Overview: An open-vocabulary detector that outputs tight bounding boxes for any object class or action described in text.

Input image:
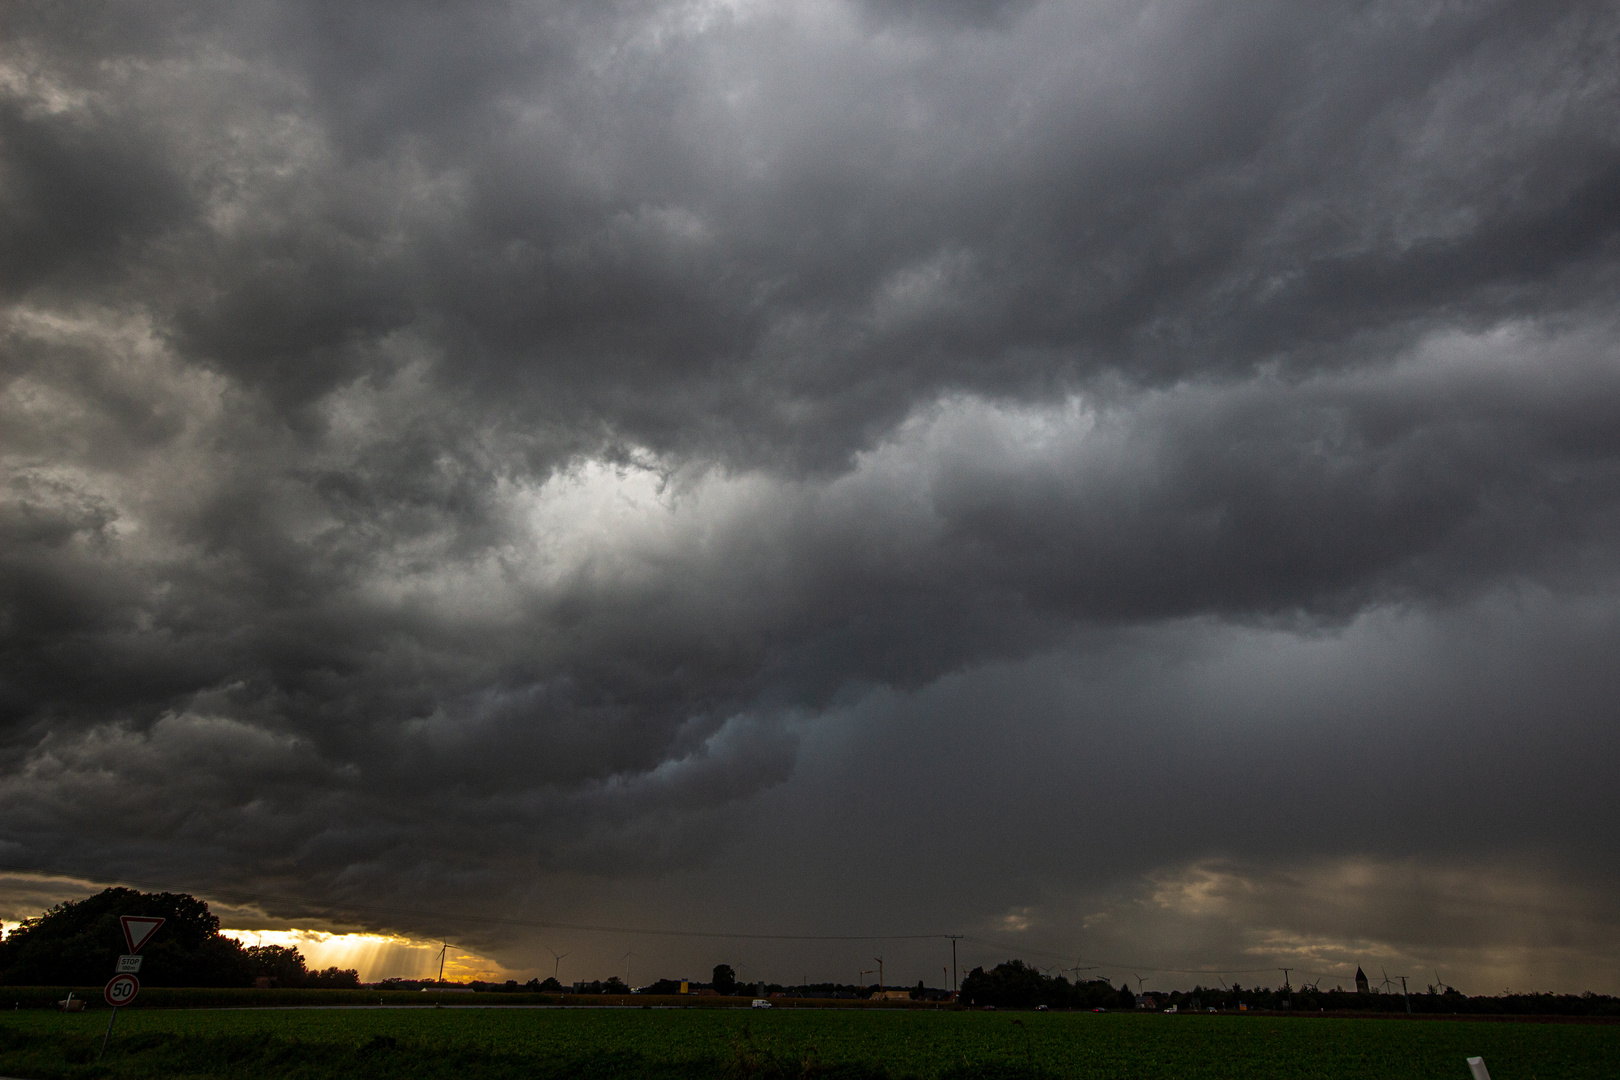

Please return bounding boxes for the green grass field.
[0,1006,1611,1080]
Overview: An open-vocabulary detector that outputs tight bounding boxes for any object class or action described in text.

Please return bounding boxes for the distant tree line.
[958,960,1620,1016]
[1173,981,1620,1017]
[0,888,357,989]
[14,892,1611,1014]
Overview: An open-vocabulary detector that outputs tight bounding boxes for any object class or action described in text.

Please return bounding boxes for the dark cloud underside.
[1,0,1617,990]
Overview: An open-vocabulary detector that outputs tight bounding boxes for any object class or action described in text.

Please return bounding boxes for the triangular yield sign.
[121,915,165,953]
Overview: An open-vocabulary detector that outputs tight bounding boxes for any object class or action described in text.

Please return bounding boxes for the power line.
[0,864,1365,982]
[955,935,1283,976]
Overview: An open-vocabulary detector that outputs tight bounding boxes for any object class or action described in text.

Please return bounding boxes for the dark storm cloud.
[658,587,1620,990]
[1,0,1618,985]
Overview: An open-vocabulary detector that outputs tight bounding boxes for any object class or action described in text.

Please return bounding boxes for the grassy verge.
[0,1006,1614,1079]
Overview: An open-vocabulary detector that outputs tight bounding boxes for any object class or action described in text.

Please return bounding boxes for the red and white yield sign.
[120,916,164,954]
[104,974,139,1007]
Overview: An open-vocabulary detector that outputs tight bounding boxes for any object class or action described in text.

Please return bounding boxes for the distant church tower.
[1355,967,1370,994]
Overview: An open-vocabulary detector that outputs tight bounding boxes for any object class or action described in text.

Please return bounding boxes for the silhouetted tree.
[0,888,252,987]
[245,944,307,986]
[711,963,737,995]
[306,965,360,988]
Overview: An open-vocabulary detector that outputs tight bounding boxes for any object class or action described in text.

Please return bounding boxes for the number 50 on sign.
[104,974,139,1007]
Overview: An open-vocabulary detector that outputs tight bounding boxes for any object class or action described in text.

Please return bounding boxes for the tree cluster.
[0,888,356,989]
[241,944,359,989]
[959,961,1134,1010]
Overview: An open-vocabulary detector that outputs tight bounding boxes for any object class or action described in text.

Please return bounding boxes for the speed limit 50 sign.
[104,974,139,1007]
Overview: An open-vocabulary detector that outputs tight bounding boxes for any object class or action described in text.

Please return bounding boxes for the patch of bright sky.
[221,929,509,984]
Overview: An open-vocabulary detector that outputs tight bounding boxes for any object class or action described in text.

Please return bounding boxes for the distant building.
[1136,994,1159,1009]
[870,990,912,1002]
[1355,967,1370,994]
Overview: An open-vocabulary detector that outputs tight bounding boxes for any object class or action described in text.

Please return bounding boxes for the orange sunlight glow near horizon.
[220,929,510,984]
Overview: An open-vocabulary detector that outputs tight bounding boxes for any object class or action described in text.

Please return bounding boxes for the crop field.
[0,1006,1612,1080]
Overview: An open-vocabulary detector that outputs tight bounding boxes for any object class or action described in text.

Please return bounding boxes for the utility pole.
[1279,968,1292,991]
[874,956,884,995]
[1399,976,1411,1013]
[949,936,961,995]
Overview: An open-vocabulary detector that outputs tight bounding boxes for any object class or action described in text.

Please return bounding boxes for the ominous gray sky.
[2,0,1618,993]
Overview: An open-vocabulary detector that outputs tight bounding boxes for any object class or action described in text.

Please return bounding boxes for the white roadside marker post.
[1467,1056,1491,1080]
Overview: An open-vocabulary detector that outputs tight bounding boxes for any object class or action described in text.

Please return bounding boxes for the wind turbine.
[437,942,455,985]
[545,946,569,984]
[1380,968,1396,994]
[432,943,456,1007]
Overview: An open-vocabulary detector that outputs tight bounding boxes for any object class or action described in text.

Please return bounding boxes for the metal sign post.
[97,916,162,1061]
[99,974,139,1058]
[100,1005,117,1059]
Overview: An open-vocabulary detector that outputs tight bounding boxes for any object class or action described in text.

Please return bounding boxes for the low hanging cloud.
[1019,854,1620,995]
[1,0,1618,988]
